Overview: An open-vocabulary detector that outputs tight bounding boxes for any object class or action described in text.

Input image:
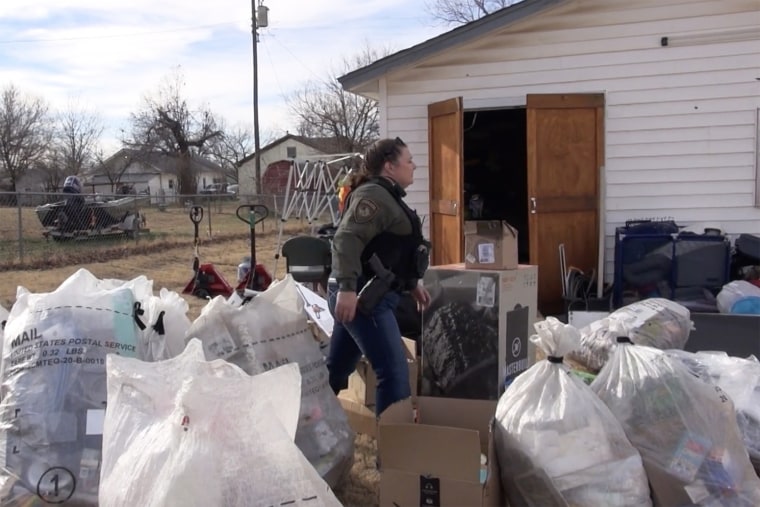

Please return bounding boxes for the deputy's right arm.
[331,185,395,292]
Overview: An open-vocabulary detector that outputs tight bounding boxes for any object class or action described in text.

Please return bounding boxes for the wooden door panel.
[531,211,599,315]
[528,93,603,314]
[428,97,463,266]
[532,106,598,200]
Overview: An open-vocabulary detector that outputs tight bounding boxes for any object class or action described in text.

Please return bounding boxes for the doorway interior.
[462,107,529,263]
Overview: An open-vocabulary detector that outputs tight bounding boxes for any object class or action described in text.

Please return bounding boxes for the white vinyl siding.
[376,0,760,282]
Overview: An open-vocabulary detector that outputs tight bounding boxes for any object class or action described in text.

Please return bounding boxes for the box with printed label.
[421,264,538,400]
[464,221,518,270]
[377,397,503,507]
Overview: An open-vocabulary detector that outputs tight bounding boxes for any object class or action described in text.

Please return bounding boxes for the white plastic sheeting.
[100,339,341,507]
[185,276,354,487]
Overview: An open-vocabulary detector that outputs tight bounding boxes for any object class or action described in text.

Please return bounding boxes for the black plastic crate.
[736,234,760,262]
[613,221,679,308]
[674,235,731,288]
[613,220,730,309]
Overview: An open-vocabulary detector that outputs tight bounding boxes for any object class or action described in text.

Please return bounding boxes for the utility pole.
[251,0,268,195]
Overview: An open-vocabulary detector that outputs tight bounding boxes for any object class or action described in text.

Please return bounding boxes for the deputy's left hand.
[410,284,431,312]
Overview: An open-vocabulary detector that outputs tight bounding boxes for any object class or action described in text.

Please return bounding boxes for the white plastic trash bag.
[185,276,354,487]
[100,339,341,507]
[494,317,652,506]
[667,349,760,471]
[717,281,760,315]
[569,298,693,372]
[0,269,141,506]
[592,338,760,506]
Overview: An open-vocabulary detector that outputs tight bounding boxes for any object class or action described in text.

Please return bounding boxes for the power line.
[0,22,237,44]
[261,37,287,101]
[266,32,321,81]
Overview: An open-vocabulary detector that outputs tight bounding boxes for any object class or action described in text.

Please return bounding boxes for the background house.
[237,134,345,196]
[14,168,49,192]
[86,148,226,197]
[339,0,760,312]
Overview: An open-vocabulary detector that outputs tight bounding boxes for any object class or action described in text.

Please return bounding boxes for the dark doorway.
[462,108,529,263]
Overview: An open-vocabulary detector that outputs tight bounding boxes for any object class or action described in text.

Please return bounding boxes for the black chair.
[281,235,332,293]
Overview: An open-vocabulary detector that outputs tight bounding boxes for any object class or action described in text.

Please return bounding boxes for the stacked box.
[421,264,538,400]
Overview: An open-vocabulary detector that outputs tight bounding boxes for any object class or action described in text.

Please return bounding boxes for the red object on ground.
[182,262,273,299]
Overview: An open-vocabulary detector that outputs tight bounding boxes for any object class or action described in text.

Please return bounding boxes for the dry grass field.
[0,201,380,506]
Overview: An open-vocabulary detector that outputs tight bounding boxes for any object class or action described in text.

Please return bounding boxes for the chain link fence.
[0,191,332,269]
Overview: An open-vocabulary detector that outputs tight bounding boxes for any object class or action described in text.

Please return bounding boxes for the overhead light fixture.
[660,26,760,47]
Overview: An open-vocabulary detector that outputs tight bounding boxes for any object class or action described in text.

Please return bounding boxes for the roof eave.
[338,0,566,92]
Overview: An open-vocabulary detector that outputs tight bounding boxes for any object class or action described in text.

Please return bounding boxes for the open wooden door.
[428,97,464,266]
[527,94,603,315]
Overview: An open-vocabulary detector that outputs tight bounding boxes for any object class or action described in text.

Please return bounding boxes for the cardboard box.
[643,457,701,507]
[421,264,538,400]
[338,394,378,438]
[346,337,418,408]
[378,396,503,507]
[464,221,518,270]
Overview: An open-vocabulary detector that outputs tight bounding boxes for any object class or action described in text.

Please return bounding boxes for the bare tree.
[204,123,253,183]
[55,100,103,175]
[426,0,522,25]
[91,148,137,193]
[36,149,66,192]
[124,67,222,195]
[0,84,50,191]
[288,45,390,153]
[38,99,104,191]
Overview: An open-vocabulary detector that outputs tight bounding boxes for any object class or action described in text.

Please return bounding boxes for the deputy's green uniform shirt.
[331,179,412,292]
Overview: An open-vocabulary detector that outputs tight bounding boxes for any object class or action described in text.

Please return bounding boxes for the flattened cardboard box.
[377,396,503,507]
[421,264,538,401]
[464,220,518,270]
[347,337,418,408]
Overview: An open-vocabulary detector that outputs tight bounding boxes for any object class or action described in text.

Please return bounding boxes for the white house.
[87,148,226,197]
[237,134,344,196]
[339,0,760,312]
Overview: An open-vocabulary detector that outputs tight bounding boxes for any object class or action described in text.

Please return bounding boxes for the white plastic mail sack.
[0,269,141,506]
[569,298,693,372]
[89,274,188,361]
[592,336,760,506]
[100,339,341,507]
[494,317,652,507]
[185,275,354,487]
[138,288,192,361]
[667,349,760,471]
[0,304,8,330]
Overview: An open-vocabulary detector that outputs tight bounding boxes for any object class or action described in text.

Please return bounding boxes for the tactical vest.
[345,177,430,286]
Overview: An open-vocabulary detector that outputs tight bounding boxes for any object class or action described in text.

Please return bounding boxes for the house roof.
[88,172,158,185]
[238,134,346,165]
[92,148,223,177]
[338,0,566,92]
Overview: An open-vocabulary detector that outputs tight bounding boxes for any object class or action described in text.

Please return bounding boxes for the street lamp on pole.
[251,0,268,195]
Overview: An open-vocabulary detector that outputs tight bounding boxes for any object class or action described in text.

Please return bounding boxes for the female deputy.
[327,137,431,416]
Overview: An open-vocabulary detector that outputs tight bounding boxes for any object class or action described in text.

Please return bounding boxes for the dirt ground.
[0,217,380,506]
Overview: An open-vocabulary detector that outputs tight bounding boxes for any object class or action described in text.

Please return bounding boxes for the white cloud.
[0,0,445,152]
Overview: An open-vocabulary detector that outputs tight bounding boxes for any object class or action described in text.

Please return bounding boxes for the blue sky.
[0,0,448,152]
